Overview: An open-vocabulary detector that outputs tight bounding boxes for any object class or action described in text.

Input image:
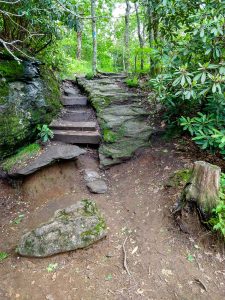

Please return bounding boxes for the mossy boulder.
[17,200,107,257]
[77,76,152,168]
[0,58,61,158]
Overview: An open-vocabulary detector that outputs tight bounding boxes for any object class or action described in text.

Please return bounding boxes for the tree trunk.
[135,2,144,71]
[175,161,221,222]
[76,31,82,60]
[147,0,155,75]
[122,47,126,72]
[124,0,131,74]
[91,0,97,75]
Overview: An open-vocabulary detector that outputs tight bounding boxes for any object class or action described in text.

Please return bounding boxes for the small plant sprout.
[47,263,58,273]
[105,274,113,281]
[11,214,25,225]
[187,254,195,262]
[37,124,54,143]
[0,252,9,261]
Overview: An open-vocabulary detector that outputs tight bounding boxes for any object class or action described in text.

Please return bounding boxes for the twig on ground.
[123,236,131,276]
[194,278,207,292]
[148,264,151,276]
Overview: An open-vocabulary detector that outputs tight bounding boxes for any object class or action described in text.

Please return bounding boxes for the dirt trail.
[1,138,225,300]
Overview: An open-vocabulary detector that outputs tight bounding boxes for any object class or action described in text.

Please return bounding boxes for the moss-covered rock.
[17,200,107,257]
[0,58,61,158]
[77,76,152,168]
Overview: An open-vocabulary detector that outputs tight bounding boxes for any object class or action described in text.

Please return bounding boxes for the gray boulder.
[17,200,107,257]
[84,169,108,194]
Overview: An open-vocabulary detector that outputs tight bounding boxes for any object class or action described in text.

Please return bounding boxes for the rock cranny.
[17,200,107,257]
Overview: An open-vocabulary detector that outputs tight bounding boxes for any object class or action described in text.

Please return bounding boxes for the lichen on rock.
[17,200,107,257]
[0,57,61,158]
[77,76,152,168]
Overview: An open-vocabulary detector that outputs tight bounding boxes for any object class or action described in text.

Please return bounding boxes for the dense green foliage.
[209,173,225,237]
[147,1,225,152]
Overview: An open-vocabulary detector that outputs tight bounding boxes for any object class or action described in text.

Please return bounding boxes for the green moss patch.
[2,143,41,172]
[90,96,111,112]
[166,169,192,188]
[82,199,99,216]
[0,62,61,158]
[0,80,9,105]
[0,60,24,79]
[40,66,61,119]
[125,77,139,88]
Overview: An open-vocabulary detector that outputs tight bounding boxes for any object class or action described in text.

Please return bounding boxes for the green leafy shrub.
[37,124,54,143]
[125,77,139,88]
[209,173,225,236]
[180,113,225,155]
[150,62,225,123]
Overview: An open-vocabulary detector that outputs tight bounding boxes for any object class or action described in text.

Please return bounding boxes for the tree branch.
[0,0,21,4]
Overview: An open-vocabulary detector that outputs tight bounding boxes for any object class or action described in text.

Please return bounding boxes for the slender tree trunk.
[124,0,131,74]
[76,31,82,60]
[147,0,154,75]
[135,2,144,71]
[122,47,126,72]
[91,0,97,75]
[135,54,137,73]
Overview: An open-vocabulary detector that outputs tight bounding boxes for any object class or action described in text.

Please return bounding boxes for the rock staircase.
[50,81,101,145]
[77,73,152,168]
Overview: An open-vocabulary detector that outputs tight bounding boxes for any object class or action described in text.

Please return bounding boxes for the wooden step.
[53,130,101,144]
[61,109,92,122]
[50,120,96,131]
[62,96,87,106]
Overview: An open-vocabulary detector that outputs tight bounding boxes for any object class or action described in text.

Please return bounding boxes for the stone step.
[63,87,80,96]
[61,109,92,122]
[50,120,97,131]
[53,130,101,144]
[98,74,127,80]
[62,96,88,106]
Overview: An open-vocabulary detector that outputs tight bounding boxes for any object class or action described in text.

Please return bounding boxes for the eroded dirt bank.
[1,139,225,300]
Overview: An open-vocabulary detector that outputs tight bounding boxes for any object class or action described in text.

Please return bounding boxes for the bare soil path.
[1,137,225,300]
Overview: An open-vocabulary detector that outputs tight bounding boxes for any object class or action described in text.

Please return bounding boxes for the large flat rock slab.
[9,142,86,177]
[17,200,107,257]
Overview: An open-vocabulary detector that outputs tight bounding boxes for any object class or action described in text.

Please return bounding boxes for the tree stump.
[174,161,221,224]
